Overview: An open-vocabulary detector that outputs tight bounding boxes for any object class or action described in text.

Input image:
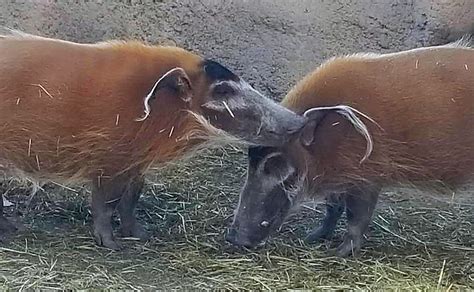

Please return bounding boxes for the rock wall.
[1,0,472,99]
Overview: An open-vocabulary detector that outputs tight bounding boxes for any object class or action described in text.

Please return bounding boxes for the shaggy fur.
[0,30,222,184]
[283,40,474,191]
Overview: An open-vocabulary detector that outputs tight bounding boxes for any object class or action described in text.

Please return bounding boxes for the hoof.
[119,224,149,241]
[305,227,332,244]
[93,230,122,251]
[330,237,362,257]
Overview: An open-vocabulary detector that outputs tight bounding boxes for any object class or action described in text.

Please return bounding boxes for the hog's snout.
[279,113,306,134]
[225,227,237,244]
[225,227,257,248]
[286,118,306,134]
[260,114,306,146]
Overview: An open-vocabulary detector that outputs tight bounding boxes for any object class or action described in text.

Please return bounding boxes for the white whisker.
[222,101,235,118]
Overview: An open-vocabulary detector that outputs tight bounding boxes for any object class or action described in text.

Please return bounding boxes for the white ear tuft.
[303,105,382,163]
[136,67,187,122]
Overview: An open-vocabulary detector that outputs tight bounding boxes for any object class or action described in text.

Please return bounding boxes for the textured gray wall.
[1,0,472,100]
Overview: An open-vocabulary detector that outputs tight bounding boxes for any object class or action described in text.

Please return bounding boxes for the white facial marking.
[210,80,249,113]
[260,220,270,227]
[257,152,284,174]
[241,80,266,99]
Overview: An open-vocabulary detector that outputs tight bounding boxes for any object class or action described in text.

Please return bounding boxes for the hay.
[0,148,472,290]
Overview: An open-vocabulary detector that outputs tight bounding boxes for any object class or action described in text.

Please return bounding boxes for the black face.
[200,59,306,147]
[226,146,301,248]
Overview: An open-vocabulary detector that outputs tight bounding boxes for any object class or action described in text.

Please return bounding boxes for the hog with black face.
[226,40,474,256]
[226,143,379,257]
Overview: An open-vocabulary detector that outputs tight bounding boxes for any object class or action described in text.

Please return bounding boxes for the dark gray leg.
[117,176,148,240]
[91,176,125,250]
[0,195,17,241]
[335,185,380,257]
[306,194,345,243]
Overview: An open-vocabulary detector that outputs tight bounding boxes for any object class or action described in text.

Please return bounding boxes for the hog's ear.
[149,67,192,103]
[136,67,192,121]
[300,109,329,147]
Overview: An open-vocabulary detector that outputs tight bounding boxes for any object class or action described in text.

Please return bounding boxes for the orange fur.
[282,41,474,192]
[0,32,215,184]
[0,30,313,249]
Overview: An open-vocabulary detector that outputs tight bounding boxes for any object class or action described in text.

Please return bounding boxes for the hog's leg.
[306,194,345,243]
[117,176,148,240]
[0,195,17,241]
[91,176,124,250]
[335,186,379,257]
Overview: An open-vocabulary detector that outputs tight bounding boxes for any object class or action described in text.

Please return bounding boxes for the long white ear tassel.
[135,67,185,122]
[303,105,382,164]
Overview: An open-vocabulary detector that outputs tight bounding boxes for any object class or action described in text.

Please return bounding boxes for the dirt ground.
[0,0,473,290]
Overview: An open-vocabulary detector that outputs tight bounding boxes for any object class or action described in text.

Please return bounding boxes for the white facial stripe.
[259,152,284,175]
[258,152,296,182]
[210,80,249,112]
[241,80,266,99]
[212,79,266,98]
[263,151,284,161]
[211,80,241,91]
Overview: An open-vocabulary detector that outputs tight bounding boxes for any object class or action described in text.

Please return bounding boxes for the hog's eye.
[260,220,270,227]
[263,155,288,176]
[282,172,297,189]
[213,83,236,96]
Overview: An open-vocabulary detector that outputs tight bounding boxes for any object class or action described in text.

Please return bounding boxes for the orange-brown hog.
[227,39,474,256]
[0,29,305,249]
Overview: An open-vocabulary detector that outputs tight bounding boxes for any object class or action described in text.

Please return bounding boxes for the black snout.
[225,227,238,244]
[225,227,255,248]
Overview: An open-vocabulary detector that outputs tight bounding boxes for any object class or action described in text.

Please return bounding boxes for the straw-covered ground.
[0,147,472,290]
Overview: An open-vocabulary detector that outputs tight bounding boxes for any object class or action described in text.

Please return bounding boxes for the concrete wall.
[1,0,472,100]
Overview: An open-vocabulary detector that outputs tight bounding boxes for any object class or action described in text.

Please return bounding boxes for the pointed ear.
[136,67,192,121]
[202,59,239,81]
[148,67,192,103]
[300,109,329,147]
